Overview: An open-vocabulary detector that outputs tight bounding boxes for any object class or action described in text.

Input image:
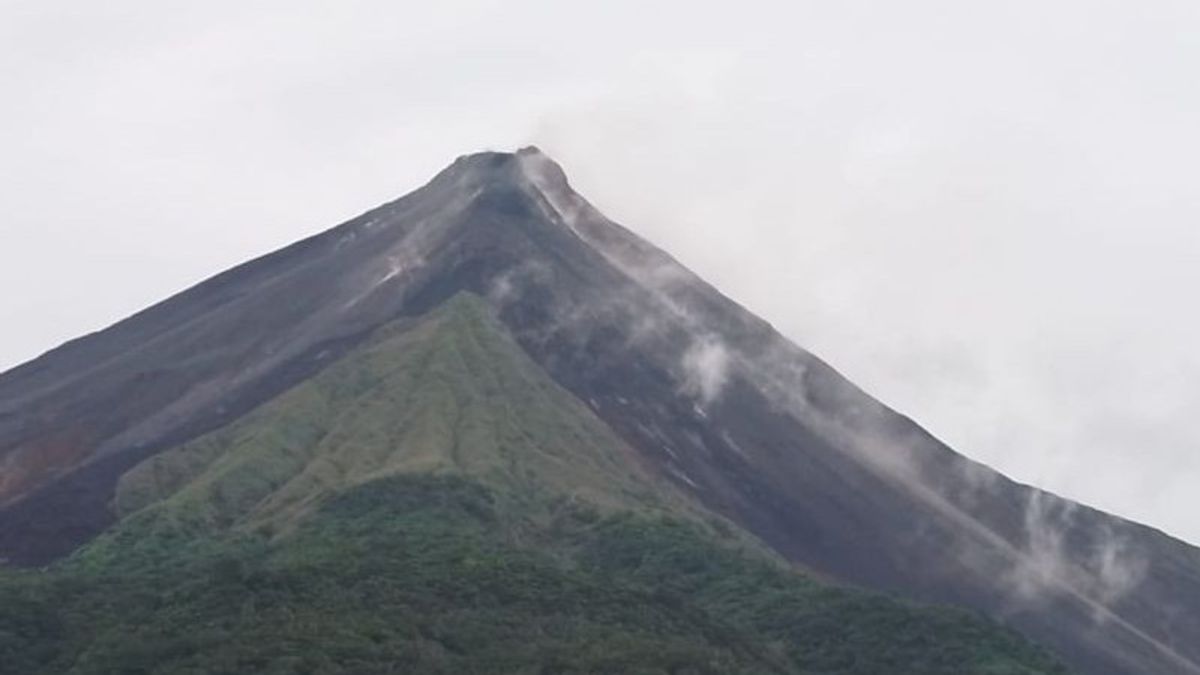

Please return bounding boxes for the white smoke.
[744,349,1156,630]
[517,148,588,237]
[1011,491,1075,599]
[1091,528,1149,609]
[1006,490,1149,613]
[486,259,553,309]
[681,336,731,406]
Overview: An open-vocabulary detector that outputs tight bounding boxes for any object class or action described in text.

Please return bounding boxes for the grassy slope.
[108,293,685,538]
[0,294,1067,674]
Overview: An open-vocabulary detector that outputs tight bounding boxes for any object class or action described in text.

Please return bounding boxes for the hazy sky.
[2,1,1198,544]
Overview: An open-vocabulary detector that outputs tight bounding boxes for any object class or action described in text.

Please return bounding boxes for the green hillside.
[0,294,1067,674]
[108,293,690,538]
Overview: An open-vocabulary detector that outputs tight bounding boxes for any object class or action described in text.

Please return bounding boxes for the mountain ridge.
[2,147,1199,673]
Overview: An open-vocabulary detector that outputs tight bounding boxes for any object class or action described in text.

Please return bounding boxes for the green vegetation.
[2,474,1064,674]
[111,293,691,538]
[0,295,1067,673]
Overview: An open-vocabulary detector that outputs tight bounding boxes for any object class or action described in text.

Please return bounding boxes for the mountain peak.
[516,144,546,156]
[423,146,591,242]
[445,145,557,174]
[429,146,576,212]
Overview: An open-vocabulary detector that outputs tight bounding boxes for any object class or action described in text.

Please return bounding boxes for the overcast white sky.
[2,1,1198,544]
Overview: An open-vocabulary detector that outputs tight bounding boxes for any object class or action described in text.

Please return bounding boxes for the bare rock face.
[2,148,1199,674]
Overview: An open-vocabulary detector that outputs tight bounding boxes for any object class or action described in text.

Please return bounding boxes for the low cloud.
[1007,491,1149,612]
[680,336,730,405]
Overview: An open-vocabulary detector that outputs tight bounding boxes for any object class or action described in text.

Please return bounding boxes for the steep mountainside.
[2,147,1198,673]
[0,295,1065,674]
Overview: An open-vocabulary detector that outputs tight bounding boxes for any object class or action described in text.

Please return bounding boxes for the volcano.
[1,147,1197,674]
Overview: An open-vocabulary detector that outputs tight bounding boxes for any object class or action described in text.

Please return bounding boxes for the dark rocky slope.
[2,148,1198,673]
